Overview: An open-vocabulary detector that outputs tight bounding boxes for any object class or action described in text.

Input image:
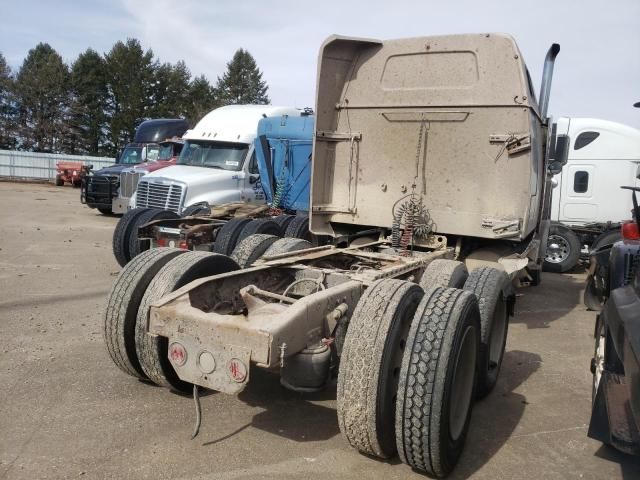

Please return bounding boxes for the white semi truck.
[544,118,640,272]
[131,105,304,215]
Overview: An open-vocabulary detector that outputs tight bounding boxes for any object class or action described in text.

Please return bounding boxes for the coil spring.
[272,171,287,209]
[391,195,433,255]
[267,169,288,217]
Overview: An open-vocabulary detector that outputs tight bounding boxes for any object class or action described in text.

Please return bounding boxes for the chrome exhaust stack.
[538,43,560,120]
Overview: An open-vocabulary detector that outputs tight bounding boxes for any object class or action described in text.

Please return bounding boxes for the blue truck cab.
[254,113,314,212]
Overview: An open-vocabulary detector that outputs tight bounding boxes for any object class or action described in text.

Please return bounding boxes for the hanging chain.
[414,117,426,181]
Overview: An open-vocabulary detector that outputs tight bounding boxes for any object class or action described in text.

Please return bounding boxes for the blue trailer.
[254,115,313,212]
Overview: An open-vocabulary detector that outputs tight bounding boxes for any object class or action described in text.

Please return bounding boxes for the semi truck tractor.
[112,137,185,214]
[81,118,188,214]
[544,118,640,272]
[104,33,567,477]
[111,110,314,267]
[131,105,305,215]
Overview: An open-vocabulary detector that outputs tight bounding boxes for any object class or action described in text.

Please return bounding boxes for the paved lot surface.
[1,181,639,480]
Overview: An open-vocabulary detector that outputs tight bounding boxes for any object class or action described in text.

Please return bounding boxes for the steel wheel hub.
[545,234,571,264]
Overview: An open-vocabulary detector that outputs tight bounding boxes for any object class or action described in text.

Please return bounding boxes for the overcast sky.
[1,0,639,127]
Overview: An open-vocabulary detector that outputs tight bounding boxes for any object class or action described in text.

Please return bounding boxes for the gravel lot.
[1,181,639,480]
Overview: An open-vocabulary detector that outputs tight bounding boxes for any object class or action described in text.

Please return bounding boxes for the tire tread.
[104,248,185,378]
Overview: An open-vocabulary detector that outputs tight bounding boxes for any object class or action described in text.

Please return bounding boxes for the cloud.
[1,0,639,126]
[116,0,640,125]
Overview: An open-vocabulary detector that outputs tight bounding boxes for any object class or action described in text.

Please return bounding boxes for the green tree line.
[0,40,269,157]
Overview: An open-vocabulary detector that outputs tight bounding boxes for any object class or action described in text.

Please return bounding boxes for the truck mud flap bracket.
[167,332,253,395]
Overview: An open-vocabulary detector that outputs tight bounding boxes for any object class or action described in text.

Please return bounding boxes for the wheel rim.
[592,320,605,404]
[488,298,507,373]
[449,325,477,441]
[545,234,571,264]
[390,308,415,418]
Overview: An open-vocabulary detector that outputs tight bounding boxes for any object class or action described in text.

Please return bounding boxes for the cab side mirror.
[548,134,569,175]
[249,174,259,184]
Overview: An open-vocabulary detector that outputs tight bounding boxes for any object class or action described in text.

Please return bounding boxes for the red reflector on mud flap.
[227,358,247,383]
[169,342,187,366]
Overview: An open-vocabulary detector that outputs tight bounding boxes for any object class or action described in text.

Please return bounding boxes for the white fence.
[0,150,115,181]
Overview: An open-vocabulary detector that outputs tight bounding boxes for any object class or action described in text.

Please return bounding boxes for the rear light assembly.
[155,238,189,249]
[621,221,640,240]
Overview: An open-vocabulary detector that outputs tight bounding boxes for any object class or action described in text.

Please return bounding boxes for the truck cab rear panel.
[311,34,544,241]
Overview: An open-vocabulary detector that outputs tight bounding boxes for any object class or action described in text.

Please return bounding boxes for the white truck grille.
[136,180,184,213]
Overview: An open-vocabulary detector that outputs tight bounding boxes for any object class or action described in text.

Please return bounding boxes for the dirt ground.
[0,181,639,480]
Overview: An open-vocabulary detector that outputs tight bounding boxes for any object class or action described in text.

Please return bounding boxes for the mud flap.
[588,374,612,446]
[167,332,252,394]
[588,371,640,455]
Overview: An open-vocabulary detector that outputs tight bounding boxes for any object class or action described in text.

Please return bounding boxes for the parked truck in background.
[104,34,567,477]
[544,118,640,272]
[111,113,315,267]
[255,112,314,213]
[131,105,306,215]
[81,118,188,214]
[113,137,185,214]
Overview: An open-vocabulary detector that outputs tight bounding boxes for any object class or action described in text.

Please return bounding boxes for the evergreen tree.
[104,38,155,154]
[68,48,108,155]
[4,39,236,156]
[0,52,17,150]
[13,43,70,152]
[216,49,269,105]
[150,60,191,118]
[185,74,220,126]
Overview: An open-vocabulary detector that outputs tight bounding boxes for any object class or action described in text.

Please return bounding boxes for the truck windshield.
[158,144,174,160]
[177,140,248,171]
[119,146,144,165]
[146,145,160,161]
[119,145,162,164]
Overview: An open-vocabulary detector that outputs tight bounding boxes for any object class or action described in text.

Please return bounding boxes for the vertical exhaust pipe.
[538,43,560,119]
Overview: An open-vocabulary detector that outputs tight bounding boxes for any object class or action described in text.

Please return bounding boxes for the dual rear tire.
[338,264,507,477]
[104,248,239,391]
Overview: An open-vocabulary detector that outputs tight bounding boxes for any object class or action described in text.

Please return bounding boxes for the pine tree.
[104,38,155,154]
[68,48,108,155]
[150,60,191,118]
[13,43,70,152]
[185,75,221,125]
[0,52,17,150]
[216,49,269,105]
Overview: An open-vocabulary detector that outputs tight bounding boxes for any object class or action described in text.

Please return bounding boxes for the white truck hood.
[141,164,238,186]
[135,164,245,212]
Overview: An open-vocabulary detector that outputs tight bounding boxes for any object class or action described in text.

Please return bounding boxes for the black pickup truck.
[589,186,640,455]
